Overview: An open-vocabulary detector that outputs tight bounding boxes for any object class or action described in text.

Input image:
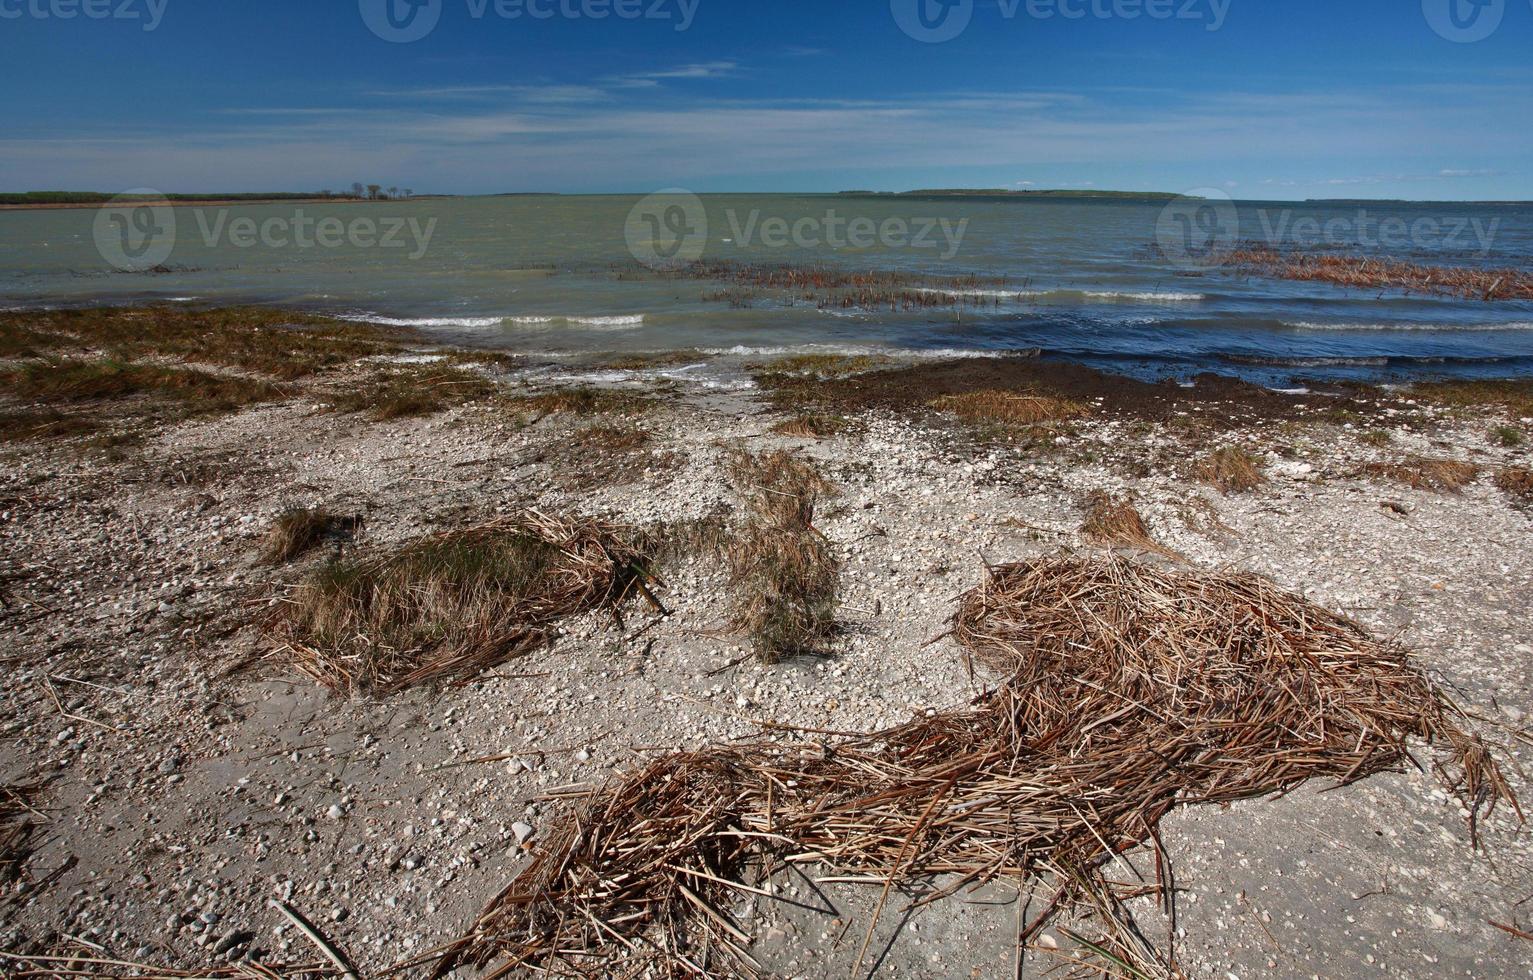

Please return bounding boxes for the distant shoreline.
[0,197,448,212]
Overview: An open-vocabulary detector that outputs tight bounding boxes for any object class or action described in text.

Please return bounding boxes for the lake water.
[2,194,1531,386]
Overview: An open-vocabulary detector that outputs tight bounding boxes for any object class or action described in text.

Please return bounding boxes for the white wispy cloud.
[3,81,1527,194]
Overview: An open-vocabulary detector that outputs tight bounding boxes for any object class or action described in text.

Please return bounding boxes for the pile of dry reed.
[439,555,1513,978]
[269,511,658,696]
[1229,246,1533,301]
[1365,457,1481,493]
[725,450,839,663]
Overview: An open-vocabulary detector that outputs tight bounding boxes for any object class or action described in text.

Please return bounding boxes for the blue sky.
[2,0,1530,199]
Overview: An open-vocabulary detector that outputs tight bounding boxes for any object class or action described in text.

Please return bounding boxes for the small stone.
[512,822,535,845]
[326,804,344,821]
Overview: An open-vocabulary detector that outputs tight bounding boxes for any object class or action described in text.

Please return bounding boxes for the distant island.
[837,189,1194,202]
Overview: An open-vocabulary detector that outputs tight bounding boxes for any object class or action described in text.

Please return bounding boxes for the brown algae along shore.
[0,306,1531,978]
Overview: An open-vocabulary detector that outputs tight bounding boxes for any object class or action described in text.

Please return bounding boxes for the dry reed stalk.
[1195,446,1265,494]
[1365,458,1481,494]
[1228,246,1533,301]
[441,555,1515,978]
[268,511,657,696]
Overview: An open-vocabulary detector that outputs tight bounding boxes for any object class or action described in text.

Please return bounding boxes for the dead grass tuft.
[771,412,847,439]
[443,555,1513,979]
[725,449,840,662]
[261,508,362,564]
[1496,467,1533,503]
[930,388,1088,427]
[269,512,657,696]
[1196,445,1266,493]
[329,365,496,421]
[1366,457,1481,494]
[1080,491,1166,553]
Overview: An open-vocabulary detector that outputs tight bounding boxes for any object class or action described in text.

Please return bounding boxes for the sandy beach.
[1,308,1531,978]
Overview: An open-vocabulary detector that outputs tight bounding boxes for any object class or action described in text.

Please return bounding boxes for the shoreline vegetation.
[1,305,1532,977]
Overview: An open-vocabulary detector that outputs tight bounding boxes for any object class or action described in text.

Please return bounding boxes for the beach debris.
[1195,445,1267,494]
[1079,491,1169,554]
[1227,245,1533,301]
[268,511,660,696]
[725,449,840,663]
[438,555,1514,978]
[1365,457,1480,494]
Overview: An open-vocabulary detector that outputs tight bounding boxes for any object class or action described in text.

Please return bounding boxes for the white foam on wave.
[509,314,645,330]
[916,287,1204,303]
[348,314,506,329]
[1287,320,1533,332]
[703,343,1015,361]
